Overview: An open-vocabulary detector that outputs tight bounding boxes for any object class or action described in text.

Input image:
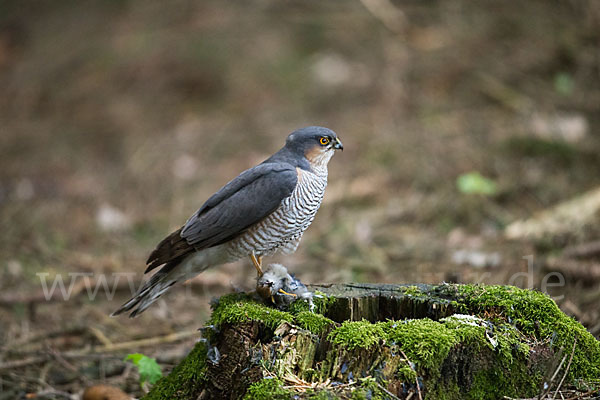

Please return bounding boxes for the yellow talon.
[250,253,263,276]
[278,288,297,297]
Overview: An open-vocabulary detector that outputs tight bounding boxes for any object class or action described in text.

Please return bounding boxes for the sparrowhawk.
[112,126,343,317]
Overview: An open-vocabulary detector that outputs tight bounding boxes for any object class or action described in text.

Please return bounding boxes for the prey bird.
[256,263,314,309]
[112,126,343,317]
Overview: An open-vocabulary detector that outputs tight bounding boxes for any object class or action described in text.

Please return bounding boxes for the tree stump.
[143,284,600,399]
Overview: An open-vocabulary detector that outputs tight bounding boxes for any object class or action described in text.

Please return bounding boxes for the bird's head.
[285,126,343,169]
[256,263,289,300]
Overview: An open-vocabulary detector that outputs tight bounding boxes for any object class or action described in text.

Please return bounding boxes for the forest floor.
[1,0,599,398]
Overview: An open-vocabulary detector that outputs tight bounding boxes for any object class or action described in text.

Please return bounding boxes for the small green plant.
[554,72,574,96]
[457,171,497,196]
[125,353,162,388]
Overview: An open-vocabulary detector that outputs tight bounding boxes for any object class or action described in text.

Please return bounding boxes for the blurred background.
[1,0,599,397]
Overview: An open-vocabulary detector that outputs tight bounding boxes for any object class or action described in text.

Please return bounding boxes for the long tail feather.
[111,262,178,318]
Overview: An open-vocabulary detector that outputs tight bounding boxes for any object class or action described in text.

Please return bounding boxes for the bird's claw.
[269,289,296,304]
[278,288,297,297]
[250,253,263,276]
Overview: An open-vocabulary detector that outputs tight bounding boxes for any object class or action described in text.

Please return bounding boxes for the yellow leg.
[250,253,263,276]
[278,288,297,297]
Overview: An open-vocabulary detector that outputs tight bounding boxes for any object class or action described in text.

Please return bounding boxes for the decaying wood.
[310,283,458,322]
[142,283,599,400]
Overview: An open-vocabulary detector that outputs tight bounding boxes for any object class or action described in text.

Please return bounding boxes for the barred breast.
[225,168,327,259]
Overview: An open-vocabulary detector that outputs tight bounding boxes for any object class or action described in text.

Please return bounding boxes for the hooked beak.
[333,137,344,151]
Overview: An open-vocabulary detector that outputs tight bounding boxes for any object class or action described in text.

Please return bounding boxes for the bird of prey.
[112,126,343,317]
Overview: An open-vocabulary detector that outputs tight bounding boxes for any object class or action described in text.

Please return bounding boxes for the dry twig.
[1,326,86,352]
[552,338,578,400]
[399,349,422,400]
[544,258,600,284]
[0,330,197,371]
[562,240,600,259]
[88,326,113,347]
[539,351,568,399]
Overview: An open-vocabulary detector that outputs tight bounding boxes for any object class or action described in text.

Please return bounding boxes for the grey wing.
[180,163,298,248]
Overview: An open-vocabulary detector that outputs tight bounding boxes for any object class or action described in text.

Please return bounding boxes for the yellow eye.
[319,137,330,146]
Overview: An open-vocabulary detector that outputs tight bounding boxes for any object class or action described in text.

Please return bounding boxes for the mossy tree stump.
[143,284,600,399]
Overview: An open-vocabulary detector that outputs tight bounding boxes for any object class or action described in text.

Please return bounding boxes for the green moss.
[403,285,423,296]
[327,315,529,375]
[441,314,539,398]
[328,320,386,350]
[466,363,541,400]
[288,290,337,315]
[209,291,337,337]
[157,284,600,399]
[287,297,313,314]
[243,378,292,400]
[295,311,334,334]
[387,319,458,370]
[314,291,337,314]
[350,377,388,400]
[397,365,417,382]
[325,311,543,398]
[456,284,600,380]
[209,293,294,330]
[142,341,208,400]
[427,382,461,400]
